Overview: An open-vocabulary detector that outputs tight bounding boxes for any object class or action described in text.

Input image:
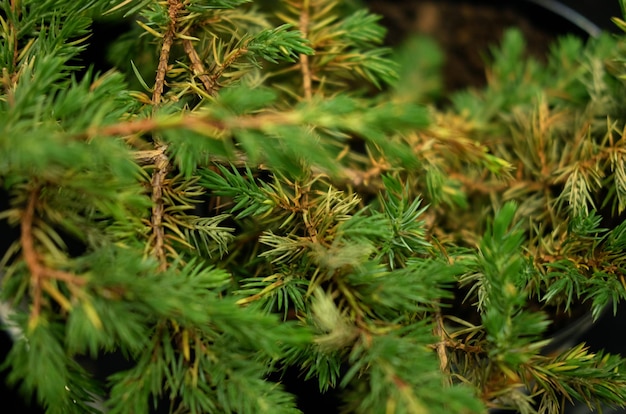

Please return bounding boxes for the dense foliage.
[3,0,626,413]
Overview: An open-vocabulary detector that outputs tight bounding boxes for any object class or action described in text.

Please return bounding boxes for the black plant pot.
[535,0,622,34]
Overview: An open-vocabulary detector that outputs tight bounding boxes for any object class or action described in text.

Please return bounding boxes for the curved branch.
[20,188,86,324]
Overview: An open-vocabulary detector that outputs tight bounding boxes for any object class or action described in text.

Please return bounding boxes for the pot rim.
[522,0,605,37]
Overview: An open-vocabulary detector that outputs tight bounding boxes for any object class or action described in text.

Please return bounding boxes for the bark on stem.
[21,188,86,324]
[434,310,451,385]
[182,38,217,95]
[21,188,43,321]
[299,0,312,100]
[149,0,183,270]
[10,0,19,69]
[152,0,183,106]
[151,147,170,271]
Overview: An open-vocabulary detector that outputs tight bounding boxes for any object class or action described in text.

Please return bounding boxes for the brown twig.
[20,188,86,323]
[434,310,452,386]
[182,38,217,95]
[443,340,484,354]
[149,0,184,270]
[88,115,391,194]
[10,0,19,70]
[2,0,20,104]
[208,47,247,92]
[21,189,44,321]
[92,117,160,137]
[2,69,15,108]
[299,0,312,100]
[88,111,287,139]
[152,0,183,106]
[151,146,170,271]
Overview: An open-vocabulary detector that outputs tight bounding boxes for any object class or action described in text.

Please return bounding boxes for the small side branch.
[10,0,19,69]
[182,38,217,95]
[299,0,312,100]
[207,47,247,94]
[429,338,484,355]
[152,26,173,105]
[151,147,170,271]
[20,188,86,324]
[152,0,184,106]
[21,188,44,321]
[434,310,451,385]
[149,0,183,270]
[2,0,20,103]
[88,111,285,139]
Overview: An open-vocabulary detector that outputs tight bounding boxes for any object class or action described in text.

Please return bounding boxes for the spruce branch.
[277,0,395,94]
[148,147,171,270]
[8,0,19,71]
[6,1,626,412]
[148,0,182,270]
[298,0,313,100]
[19,187,87,325]
[434,309,451,385]
[182,37,216,94]
[152,0,183,106]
